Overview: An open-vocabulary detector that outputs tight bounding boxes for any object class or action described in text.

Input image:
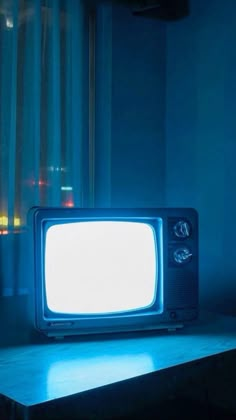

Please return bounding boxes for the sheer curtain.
[0,0,89,296]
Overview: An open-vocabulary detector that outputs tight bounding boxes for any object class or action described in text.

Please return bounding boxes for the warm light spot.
[0,216,21,228]
[14,217,21,227]
[0,229,9,235]
[63,200,74,208]
[31,179,48,187]
[0,216,8,226]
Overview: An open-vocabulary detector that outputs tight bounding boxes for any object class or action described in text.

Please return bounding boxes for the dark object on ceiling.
[85,0,189,21]
[131,0,189,20]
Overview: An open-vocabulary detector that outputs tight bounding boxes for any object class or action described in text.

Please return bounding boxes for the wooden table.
[1,311,236,419]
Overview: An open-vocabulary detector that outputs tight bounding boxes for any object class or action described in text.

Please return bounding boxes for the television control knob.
[173,247,192,264]
[173,220,191,238]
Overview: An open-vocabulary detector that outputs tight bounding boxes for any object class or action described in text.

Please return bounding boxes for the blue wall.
[110,5,166,207]
[166,0,236,314]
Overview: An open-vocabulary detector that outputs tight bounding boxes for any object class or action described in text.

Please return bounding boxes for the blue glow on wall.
[166,0,236,314]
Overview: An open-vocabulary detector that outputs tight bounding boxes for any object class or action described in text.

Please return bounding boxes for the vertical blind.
[0,0,89,296]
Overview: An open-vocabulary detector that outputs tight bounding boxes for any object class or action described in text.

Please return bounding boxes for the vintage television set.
[29,207,198,338]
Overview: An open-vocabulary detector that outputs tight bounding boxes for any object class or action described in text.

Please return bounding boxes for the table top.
[0,311,236,407]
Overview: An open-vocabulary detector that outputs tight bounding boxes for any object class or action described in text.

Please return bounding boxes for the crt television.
[29,207,198,338]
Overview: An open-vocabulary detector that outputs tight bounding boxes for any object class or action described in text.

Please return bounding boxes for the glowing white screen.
[45,221,157,314]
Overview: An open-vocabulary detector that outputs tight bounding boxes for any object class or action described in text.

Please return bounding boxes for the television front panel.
[29,207,198,338]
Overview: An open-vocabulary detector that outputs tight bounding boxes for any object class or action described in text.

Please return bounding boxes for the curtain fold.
[0,0,88,296]
[70,0,84,208]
